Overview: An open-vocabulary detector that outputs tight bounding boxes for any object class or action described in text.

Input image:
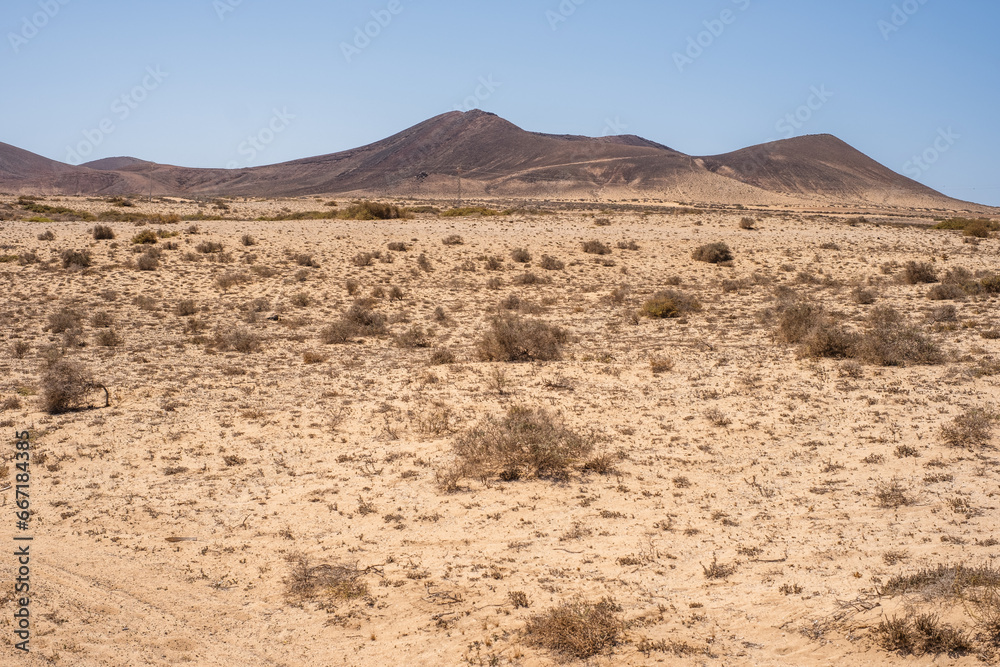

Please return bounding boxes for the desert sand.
[1,195,999,666]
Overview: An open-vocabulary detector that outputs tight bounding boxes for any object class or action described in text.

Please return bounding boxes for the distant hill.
[0,111,991,210]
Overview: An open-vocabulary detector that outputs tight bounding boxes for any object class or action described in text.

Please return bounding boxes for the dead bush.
[640,290,701,319]
[475,313,566,362]
[40,360,106,414]
[524,597,624,660]
[284,553,369,602]
[93,224,115,240]
[442,234,463,246]
[692,242,733,263]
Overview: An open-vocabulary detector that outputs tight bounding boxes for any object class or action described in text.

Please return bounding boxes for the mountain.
[0,111,990,210]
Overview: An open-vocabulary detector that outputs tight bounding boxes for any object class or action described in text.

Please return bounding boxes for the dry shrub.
[902,261,938,284]
[539,254,564,270]
[524,597,624,659]
[442,234,463,246]
[47,307,82,333]
[475,313,566,362]
[40,360,106,414]
[940,407,994,448]
[320,300,387,344]
[93,224,115,240]
[293,253,319,267]
[450,406,592,481]
[510,247,531,263]
[582,240,611,255]
[94,329,122,348]
[798,323,859,359]
[855,306,942,366]
[131,229,158,244]
[739,216,756,230]
[214,270,252,292]
[240,233,256,246]
[980,274,1000,294]
[387,241,408,251]
[215,326,261,353]
[851,285,877,304]
[429,348,456,365]
[60,249,92,269]
[617,240,640,251]
[874,613,972,656]
[640,290,701,319]
[196,240,224,254]
[284,553,369,602]
[351,252,375,267]
[90,311,114,328]
[512,271,551,286]
[875,477,914,508]
[136,252,159,271]
[175,300,198,316]
[339,200,409,220]
[393,325,431,348]
[926,283,966,301]
[692,242,733,263]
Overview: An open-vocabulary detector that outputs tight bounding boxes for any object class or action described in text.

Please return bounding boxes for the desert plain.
[1,194,999,666]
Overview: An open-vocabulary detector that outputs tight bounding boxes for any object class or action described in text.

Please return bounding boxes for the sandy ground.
[1,196,999,665]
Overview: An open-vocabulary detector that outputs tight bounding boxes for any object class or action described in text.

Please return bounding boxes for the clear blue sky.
[3,0,998,205]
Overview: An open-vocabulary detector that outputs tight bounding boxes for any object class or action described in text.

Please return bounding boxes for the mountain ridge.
[0,110,991,210]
